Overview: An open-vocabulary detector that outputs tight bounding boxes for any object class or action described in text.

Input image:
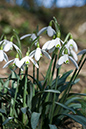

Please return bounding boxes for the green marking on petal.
[70,44,73,47]
[40,53,42,56]
[26,61,29,64]
[65,60,69,64]
[10,47,13,50]
[64,48,68,54]
[56,44,60,48]
[13,63,15,66]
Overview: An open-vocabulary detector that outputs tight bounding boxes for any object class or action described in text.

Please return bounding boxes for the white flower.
[42,38,62,52]
[56,54,78,69]
[0,50,8,62]
[67,39,78,52]
[20,33,38,45]
[3,58,22,69]
[20,55,39,68]
[37,26,56,37]
[1,39,21,53]
[29,47,51,61]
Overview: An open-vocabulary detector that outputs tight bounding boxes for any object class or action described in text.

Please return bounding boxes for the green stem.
[50,69,58,124]
[37,61,39,82]
[42,53,55,90]
[56,54,85,115]
[61,54,85,103]
[33,64,35,84]
[52,55,57,77]
[67,57,86,95]
[22,66,28,124]
[12,77,20,117]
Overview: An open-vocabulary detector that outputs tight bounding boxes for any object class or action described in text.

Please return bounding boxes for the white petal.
[3,42,12,52]
[3,52,8,62]
[47,26,55,37]
[0,50,4,62]
[14,58,22,68]
[56,54,69,68]
[20,34,31,40]
[30,58,39,68]
[31,34,38,45]
[67,39,78,52]
[3,59,14,68]
[13,44,21,53]
[29,50,36,57]
[64,54,69,63]
[57,55,66,66]
[35,48,41,61]
[47,39,56,50]
[42,40,51,50]
[55,38,61,48]
[42,50,51,59]
[69,56,78,69]
[71,50,78,61]
[37,27,47,36]
[31,33,37,40]
[21,56,29,65]
[48,47,55,53]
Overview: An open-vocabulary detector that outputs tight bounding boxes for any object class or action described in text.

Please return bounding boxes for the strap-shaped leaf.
[49,124,58,129]
[65,97,81,105]
[2,117,14,125]
[0,109,6,114]
[63,114,86,126]
[55,102,76,114]
[31,112,40,129]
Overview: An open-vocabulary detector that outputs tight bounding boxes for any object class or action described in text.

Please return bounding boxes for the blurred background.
[0,0,86,47]
[0,0,86,93]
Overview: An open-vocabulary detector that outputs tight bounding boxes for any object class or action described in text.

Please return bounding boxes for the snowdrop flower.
[0,50,8,62]
[42,38,62,53]
[20,53,39,69]
[29,47,51,61]
[1,39,21,53]
[37,26,56,37]
[3,57,22,69]
[20,33,38,45]
[56,54,78,69]
[67,39,78,52]
[65,39,78,61]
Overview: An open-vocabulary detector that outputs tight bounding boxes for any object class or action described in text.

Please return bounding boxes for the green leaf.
[2,117,14,125]
[49,124,58,129]
[55,102,76,114]
[0,109,6,114]
[44,90,60,94]
[31,112,40,129]
[21,107,27,114]
[65,97,81,105]
[69,103,81,109]
[63,114,86,126]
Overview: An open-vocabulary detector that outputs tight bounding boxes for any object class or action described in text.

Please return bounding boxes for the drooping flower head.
[0,38,21,53]
[42,37,62,53]
[20,33,38,46]
[37,26,56,37]
[56,40,78,69]
[29,42,51,61]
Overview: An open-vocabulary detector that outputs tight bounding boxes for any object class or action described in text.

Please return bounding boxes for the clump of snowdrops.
[0,17,86,129]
